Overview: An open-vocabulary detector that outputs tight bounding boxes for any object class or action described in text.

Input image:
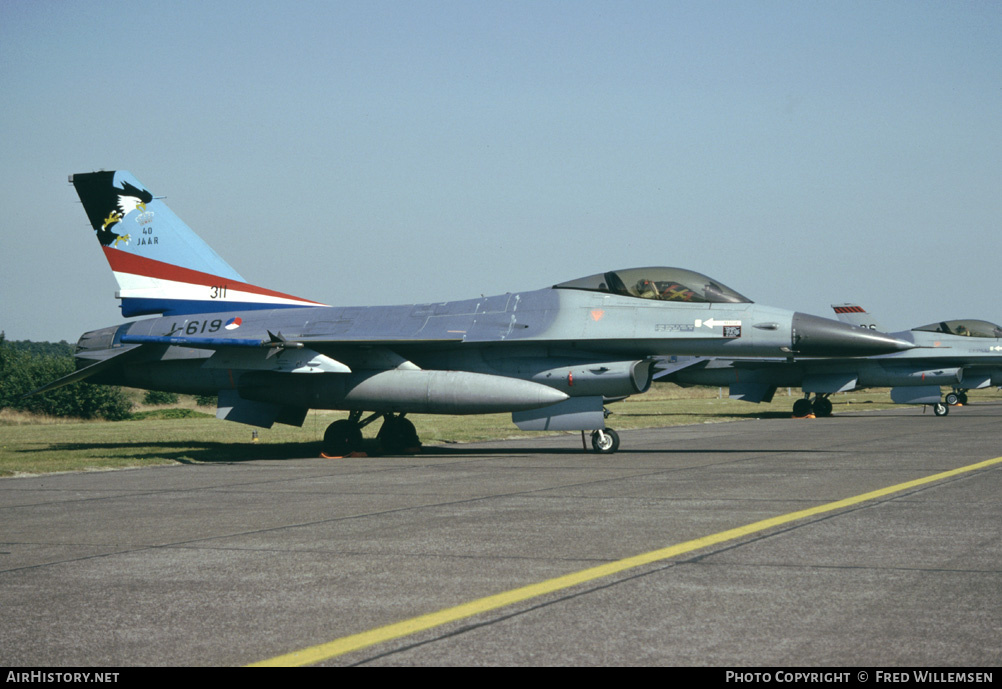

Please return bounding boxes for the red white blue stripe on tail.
[71,171,325,317]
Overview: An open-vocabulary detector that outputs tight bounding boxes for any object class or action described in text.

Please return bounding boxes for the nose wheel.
[590,428,620,454]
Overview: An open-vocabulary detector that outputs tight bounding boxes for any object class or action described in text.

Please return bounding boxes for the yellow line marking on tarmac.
[249,455,1002,667]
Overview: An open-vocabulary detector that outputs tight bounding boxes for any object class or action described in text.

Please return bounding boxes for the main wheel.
[378,416,421,454]
[958,392,968,405]
[323,420,363,456]
[933,403,949,417]
[590,428,620,454]
[945,392,960,406]
[792,398,813,417]
[812,397,833,417]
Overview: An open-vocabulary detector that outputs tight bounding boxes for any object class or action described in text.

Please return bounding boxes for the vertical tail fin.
[71,171,324,317]
[831,303,884,332]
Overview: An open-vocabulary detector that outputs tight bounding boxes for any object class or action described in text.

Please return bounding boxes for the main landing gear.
[792,394,833,418]
[322,411,421,457]
[323,409,624,457]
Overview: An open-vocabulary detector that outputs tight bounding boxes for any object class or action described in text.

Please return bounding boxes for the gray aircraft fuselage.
[75,278,912,421]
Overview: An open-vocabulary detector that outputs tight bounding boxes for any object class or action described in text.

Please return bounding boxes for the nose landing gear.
[590,428,621,454]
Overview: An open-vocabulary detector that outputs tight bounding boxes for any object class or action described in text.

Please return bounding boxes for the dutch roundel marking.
[224,317,243,330]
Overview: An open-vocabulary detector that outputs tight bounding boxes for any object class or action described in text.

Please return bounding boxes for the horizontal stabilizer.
[23,346,141,397]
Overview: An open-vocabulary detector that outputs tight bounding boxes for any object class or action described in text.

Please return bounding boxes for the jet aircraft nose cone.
[791,312,914,356]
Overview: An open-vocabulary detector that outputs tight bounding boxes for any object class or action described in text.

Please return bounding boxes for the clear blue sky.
[2,0,1000,342]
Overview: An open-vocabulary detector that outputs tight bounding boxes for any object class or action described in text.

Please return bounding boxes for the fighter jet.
[661,304,1002,418]
[34,171,913,454]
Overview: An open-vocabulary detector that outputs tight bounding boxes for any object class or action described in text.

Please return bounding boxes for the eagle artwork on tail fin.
[96,180,154,247]
[73,171,154,247]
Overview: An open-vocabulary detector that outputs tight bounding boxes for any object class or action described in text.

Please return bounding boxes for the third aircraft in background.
[660,304,1002,417]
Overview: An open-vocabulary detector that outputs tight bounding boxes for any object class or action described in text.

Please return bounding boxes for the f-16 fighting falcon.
[33,171,914,455]
[660,303,1002,418]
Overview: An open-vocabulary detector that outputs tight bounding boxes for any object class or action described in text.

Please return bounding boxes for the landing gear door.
[512,395,605,431]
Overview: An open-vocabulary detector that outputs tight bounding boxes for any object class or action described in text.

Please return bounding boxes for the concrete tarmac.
[1,402,1000,666]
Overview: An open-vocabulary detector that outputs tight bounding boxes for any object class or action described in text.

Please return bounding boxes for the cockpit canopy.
[554,267,751,304]
[913,319,1002,339]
